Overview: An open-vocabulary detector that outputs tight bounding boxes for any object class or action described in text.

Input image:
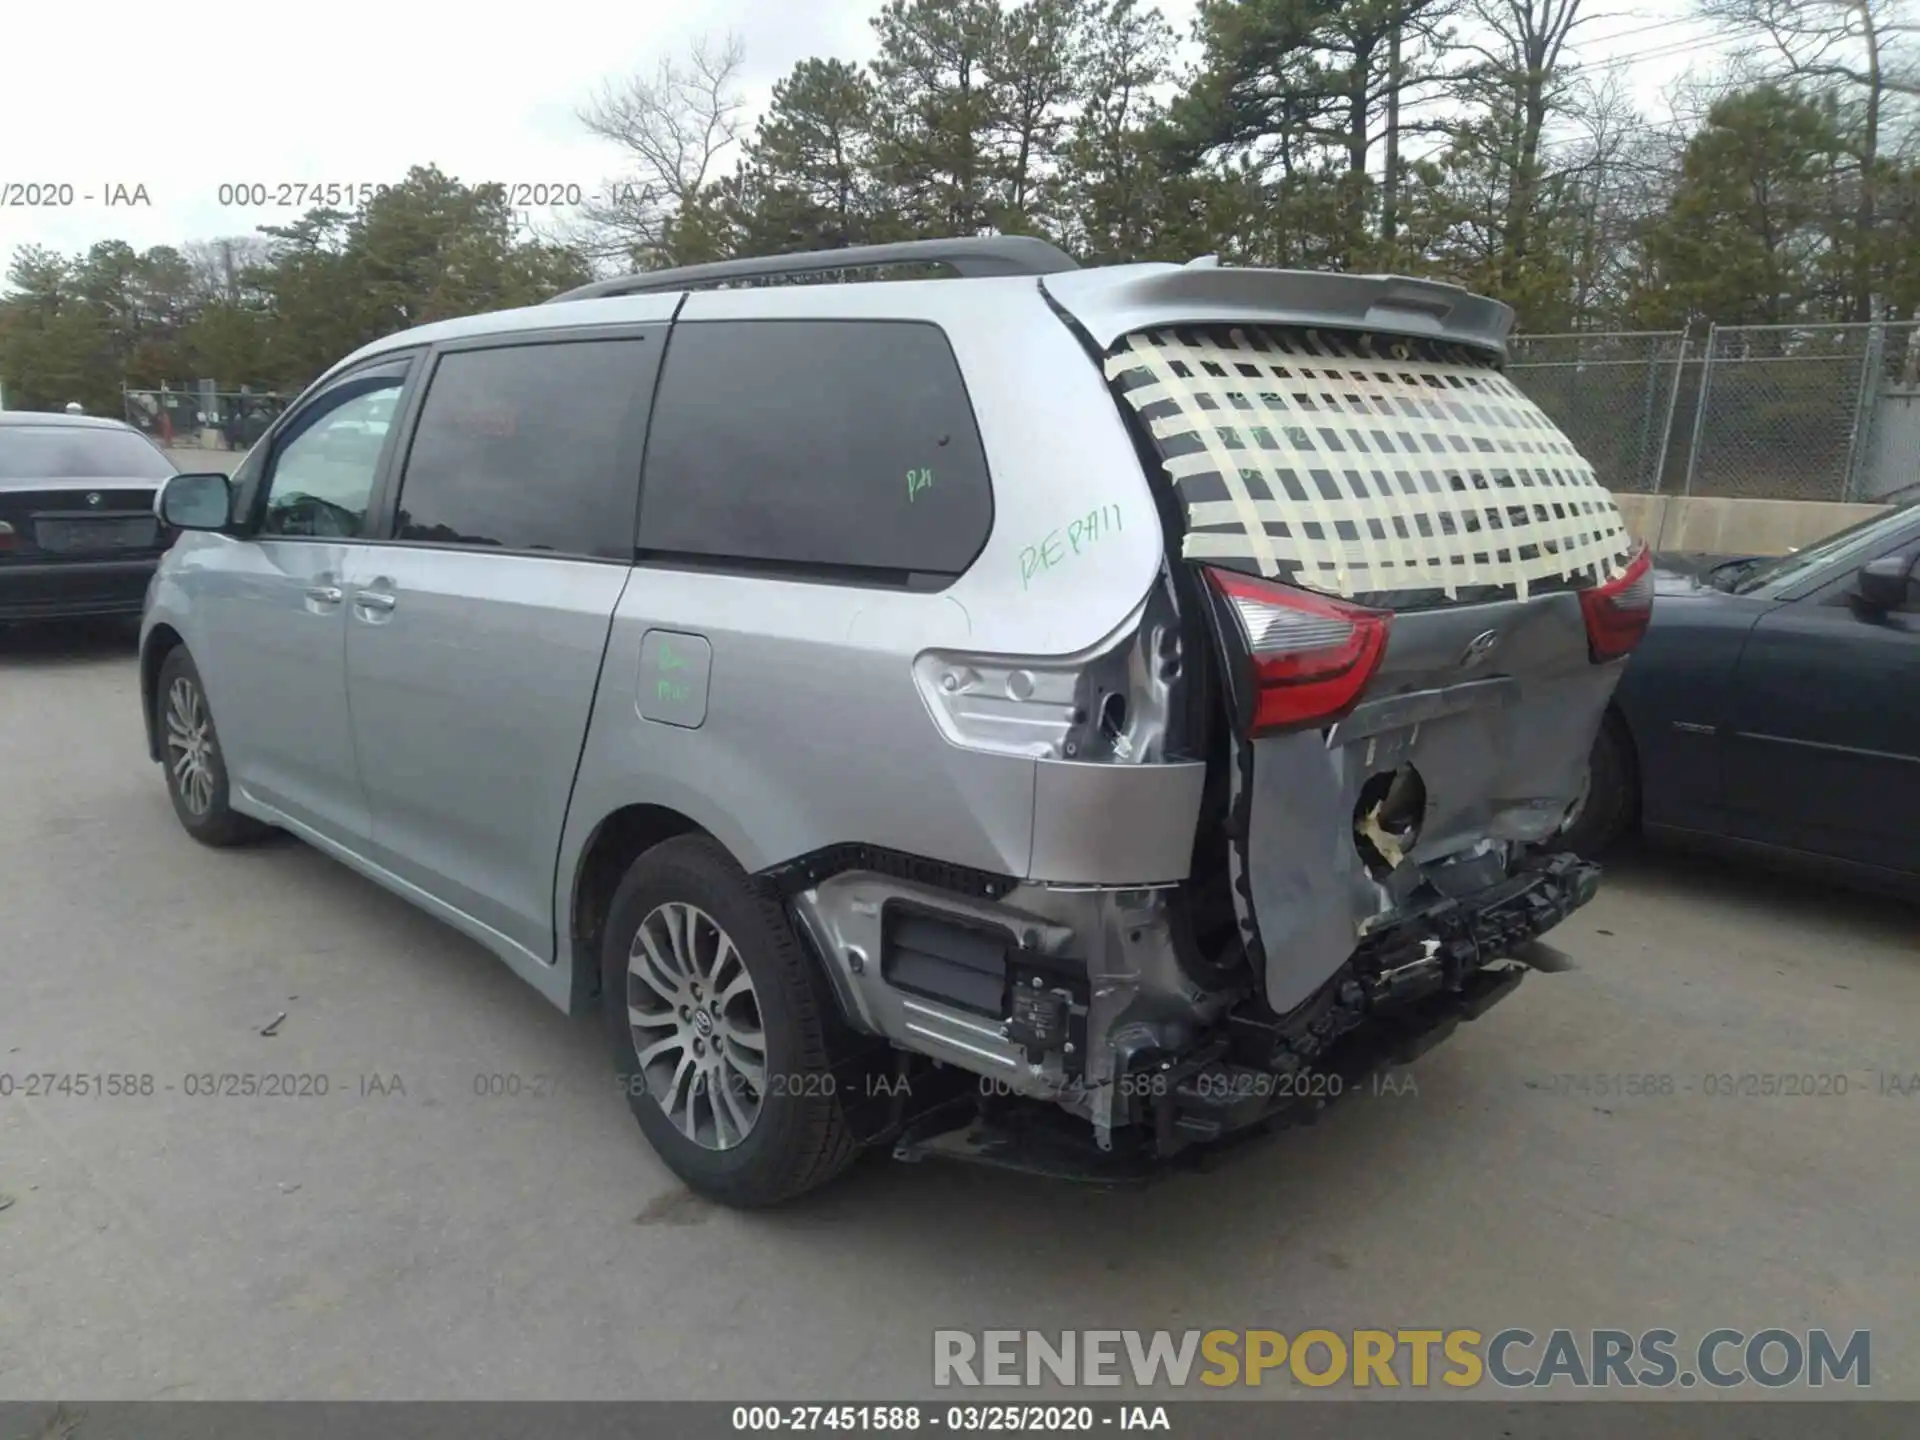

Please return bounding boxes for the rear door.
[341,328,663,960]
[1088,303,1642,1013]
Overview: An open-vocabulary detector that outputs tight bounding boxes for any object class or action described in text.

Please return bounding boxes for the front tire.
[1559,713,1637,858]
[601,834,858,1207]
[155,647,270,847]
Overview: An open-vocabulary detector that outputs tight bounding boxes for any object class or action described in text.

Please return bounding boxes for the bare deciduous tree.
[181,237,275,303]
[574,34,750,269]
[1455,0,1592,290]
[1698,0,1920,316]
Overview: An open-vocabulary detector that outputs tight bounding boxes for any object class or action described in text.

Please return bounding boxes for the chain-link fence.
[123,385,292,452]
[1685,322,1918,501]
[1506,321,1920,503]
[1506,331,1691,494]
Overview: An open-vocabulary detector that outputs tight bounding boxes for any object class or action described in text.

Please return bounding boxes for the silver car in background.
[140,238,1650,1206]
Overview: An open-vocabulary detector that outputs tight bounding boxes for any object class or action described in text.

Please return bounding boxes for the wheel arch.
[565,802,717,1014]
[140,623,187,762]
[1600,698,1645,835]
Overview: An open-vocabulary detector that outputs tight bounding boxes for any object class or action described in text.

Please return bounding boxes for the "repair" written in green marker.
[1020,503,1123,588]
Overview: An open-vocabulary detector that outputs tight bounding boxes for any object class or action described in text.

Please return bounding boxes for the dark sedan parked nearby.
[1562,496,1920,888]
[0,411,179,623]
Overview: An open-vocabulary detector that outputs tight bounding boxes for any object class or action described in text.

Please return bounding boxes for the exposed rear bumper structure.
[796,848,1602,1182]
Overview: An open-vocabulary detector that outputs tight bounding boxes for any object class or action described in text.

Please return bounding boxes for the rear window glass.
[637,319,992,580]
[0,425,175,484]
[1105,325,1634,606]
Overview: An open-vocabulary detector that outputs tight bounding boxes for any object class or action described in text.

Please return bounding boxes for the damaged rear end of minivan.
[806,263,1650,1179]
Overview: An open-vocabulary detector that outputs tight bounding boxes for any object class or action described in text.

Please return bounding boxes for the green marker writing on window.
[907,467,934,503]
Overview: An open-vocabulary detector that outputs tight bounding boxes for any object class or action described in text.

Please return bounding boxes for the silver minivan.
[142,238,1651,1205]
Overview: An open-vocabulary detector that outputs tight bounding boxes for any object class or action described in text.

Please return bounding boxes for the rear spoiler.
[1041,263,1515,361]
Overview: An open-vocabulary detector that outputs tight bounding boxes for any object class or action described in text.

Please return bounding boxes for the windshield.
[0,424,176,484]
[1733,499,1919,594]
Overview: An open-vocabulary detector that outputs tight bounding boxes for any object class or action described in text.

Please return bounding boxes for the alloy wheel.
[626,902,767,1150]
[164,676,216,817]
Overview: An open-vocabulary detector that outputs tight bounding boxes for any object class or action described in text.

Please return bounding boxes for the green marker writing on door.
[659,643,685,672]
[907,467,934,503]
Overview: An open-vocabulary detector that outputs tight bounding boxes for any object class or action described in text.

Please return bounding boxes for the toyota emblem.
[1460,629,1501,669]
[87,492,103,507]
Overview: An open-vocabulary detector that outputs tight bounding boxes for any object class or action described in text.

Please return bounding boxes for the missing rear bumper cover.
[889,848,1598,1179]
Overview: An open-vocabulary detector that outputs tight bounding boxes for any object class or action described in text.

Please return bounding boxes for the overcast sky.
[1,1,1737,279]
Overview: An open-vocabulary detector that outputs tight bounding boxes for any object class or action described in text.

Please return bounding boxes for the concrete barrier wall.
[1612,494,1888,555]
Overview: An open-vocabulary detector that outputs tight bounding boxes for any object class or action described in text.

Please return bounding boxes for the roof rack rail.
[543,236,1079,304]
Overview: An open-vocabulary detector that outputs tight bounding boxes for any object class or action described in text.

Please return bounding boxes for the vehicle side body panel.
[1612,512,1920,882]
[340,546,634,960]
[551,279,1175,1003]
[1608,577,1768,834]
[173,533,372,843]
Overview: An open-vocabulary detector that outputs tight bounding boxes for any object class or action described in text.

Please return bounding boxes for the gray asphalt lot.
[2,618,1917,1402]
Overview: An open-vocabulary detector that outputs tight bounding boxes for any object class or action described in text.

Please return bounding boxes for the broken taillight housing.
[1205,567,1392,737]
[1578,543,1655,663]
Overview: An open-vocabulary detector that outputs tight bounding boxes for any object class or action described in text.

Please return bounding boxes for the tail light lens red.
[1578,543,1655,662]
[1205,567,1392,736]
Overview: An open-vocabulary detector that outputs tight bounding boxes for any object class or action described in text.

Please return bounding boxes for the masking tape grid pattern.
[1104,326,1635,602]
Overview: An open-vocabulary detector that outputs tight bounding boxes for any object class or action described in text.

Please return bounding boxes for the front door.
[191,361,414,844]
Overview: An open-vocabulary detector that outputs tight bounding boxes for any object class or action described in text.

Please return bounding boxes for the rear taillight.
[1578,543,1655,662]
[0,520,14,552]
[1206,567,1392,736]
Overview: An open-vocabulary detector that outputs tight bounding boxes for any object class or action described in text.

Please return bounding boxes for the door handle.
[353,581,398,619]
[304,584,344,605]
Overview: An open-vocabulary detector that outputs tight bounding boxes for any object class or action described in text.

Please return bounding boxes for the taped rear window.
[1105,324,1634,604]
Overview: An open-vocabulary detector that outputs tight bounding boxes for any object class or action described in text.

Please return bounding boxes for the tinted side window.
[394,335,662,558]
[638,320,992,577]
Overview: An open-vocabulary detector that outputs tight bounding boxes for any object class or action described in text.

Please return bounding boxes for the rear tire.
[155,647,270,847]
[1559,714,1636,858]
[601,834,858,1208]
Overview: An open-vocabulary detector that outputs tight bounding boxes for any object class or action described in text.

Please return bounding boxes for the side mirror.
[156,472,234,531]
[1855,552,1918,612]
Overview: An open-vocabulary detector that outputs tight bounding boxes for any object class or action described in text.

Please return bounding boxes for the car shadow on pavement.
[0,616,142,667]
